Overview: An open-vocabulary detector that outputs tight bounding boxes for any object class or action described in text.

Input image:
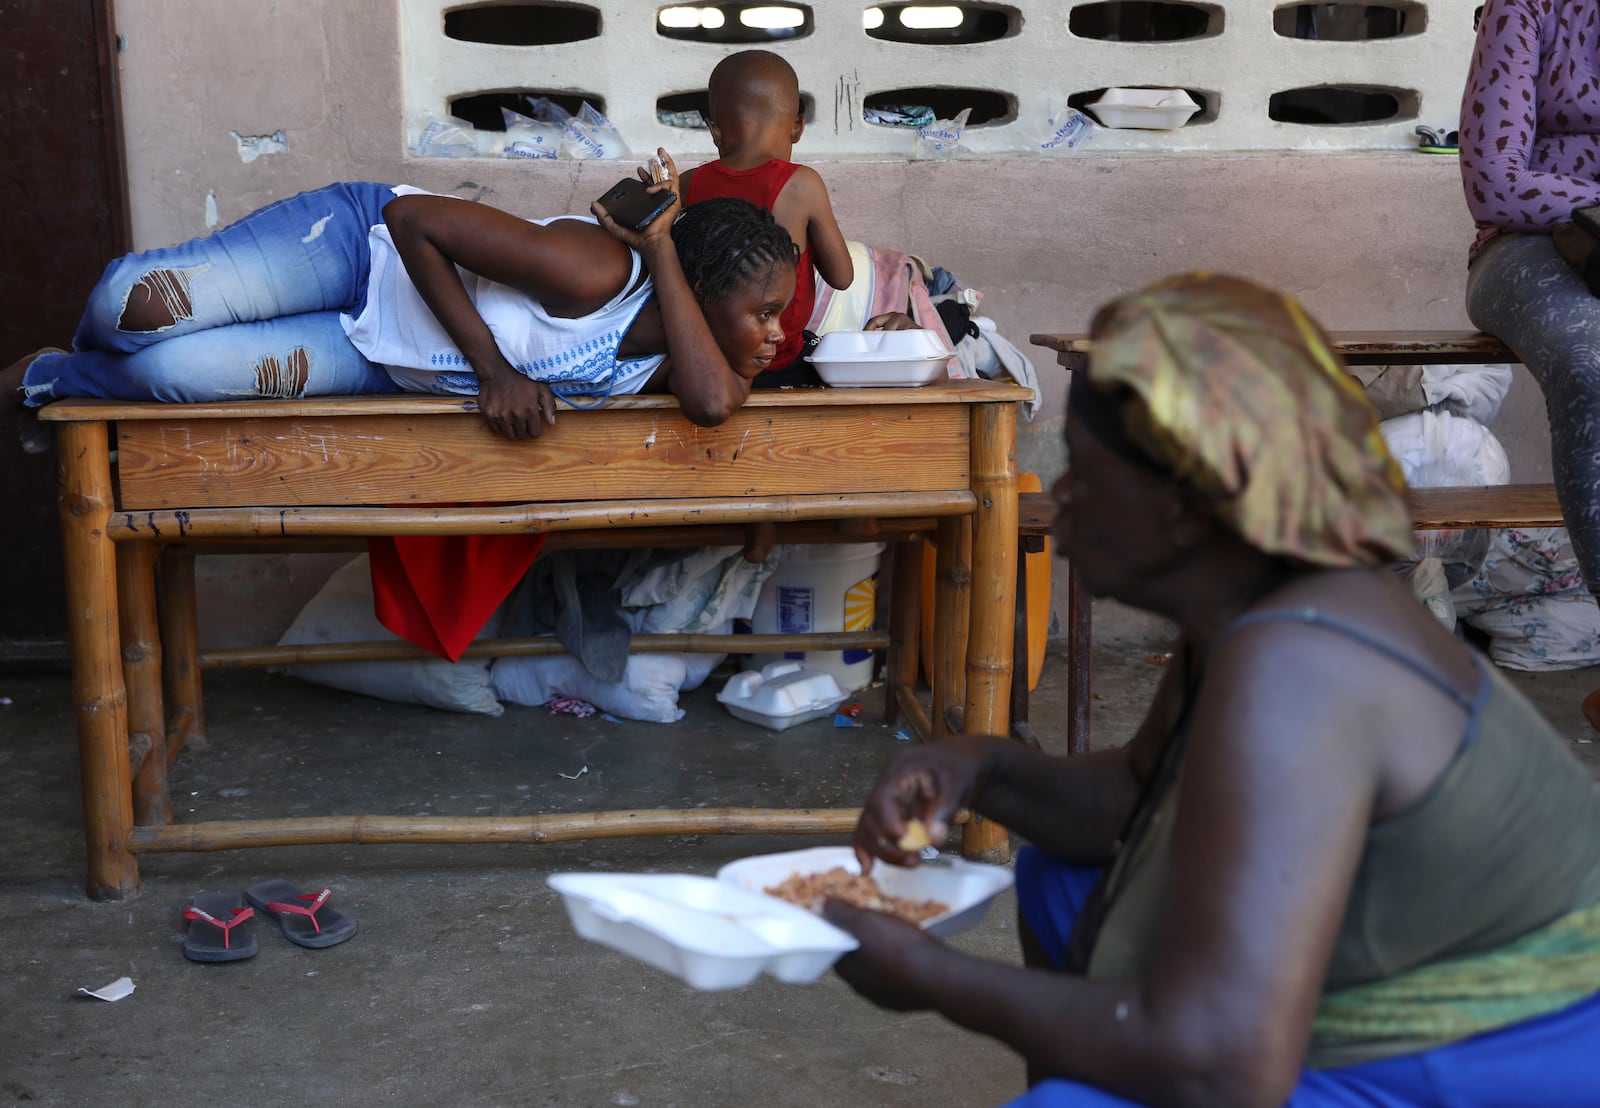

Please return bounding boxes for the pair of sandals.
[182,881,357,963]
[1415,125,1459,154]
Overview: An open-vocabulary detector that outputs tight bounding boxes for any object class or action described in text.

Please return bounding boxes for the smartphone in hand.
[596,178,674,231]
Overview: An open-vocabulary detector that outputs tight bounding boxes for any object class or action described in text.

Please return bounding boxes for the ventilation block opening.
[1272,3,1423,40]
[449,90,603,131]
[1269,86,1412,125]
[656,3,813,42]
[864,87,1013,128]
[1068,1,1220,41]
[863,4,1017,44]
[443,3,602,45]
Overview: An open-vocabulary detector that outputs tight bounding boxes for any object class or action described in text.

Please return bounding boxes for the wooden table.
[42,381,1028,899]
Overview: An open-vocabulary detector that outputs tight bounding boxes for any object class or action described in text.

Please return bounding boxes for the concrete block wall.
[108,0,1529,648]
[403,1,1481,155]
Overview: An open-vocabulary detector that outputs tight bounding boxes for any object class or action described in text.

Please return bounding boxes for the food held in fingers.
[897,817,934,852]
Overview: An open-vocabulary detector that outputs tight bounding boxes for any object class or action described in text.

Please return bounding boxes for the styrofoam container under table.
[716,661,846,731]
[810,328,951,387]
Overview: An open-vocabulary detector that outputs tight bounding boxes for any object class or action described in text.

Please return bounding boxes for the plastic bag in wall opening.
[501,107,562,160]
[1039,106,1095,153]
[415,117,476,159]
[521,95,574,125]
[915,107,971,158]
[561,102,629,160]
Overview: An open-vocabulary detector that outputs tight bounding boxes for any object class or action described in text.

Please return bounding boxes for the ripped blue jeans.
[22,181,402,406]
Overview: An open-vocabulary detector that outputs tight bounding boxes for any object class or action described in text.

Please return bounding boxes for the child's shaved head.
[707,49,800,121]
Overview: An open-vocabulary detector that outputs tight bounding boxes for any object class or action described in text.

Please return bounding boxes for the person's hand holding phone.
[592,148,681,250]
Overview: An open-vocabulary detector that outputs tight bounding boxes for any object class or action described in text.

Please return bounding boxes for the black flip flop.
[182,892,258,963]
[244,881,357,949]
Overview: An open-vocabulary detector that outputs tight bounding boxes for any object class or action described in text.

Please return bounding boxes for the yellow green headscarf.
[1084,272,1415,567]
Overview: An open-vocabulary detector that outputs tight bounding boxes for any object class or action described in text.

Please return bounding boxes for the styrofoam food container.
[717,845,1015,938]
[1087,87,1199,130]
[716,661,846,731]
[547,872,858,990]
[811,329,951,387]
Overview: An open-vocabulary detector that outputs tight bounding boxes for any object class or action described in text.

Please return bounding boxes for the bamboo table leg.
[1009,540,1042,749]
[119,541,171,826]
[157,549,206,762]
[59,421,141,898]
[961,401,1019,862]
[886,538,930,737]
[932,515,971,741]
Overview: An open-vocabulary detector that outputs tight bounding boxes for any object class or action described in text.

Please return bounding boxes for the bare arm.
[834,626,1393,1107]
[1460,0,1600,229]
[592,148,754,427]
[852,643,1188,870]
[782,166,854,292]
[383,193,634,439]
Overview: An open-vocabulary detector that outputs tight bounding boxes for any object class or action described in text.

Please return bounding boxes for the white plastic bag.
[1420,363,1515,425]
[1038,105,1095,152]
[561,102,629,160]
[275,556,504,716]
[415,117,476,159]
[915,108,971,157]
[501,107,562,160]
[1380,410,1511,627]
[489,649,721,723]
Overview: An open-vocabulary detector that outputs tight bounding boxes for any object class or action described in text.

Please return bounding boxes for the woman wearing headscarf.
[824,274,1600,1106]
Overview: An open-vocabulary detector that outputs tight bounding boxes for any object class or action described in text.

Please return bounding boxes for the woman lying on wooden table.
[2,149,799,449]
[2,150,841,652]
[824,273,1600,1107]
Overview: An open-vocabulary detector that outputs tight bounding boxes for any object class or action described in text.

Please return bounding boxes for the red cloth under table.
[368,534,545,662]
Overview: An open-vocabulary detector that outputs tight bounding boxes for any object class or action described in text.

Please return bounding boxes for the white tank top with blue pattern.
[341,191,664,402]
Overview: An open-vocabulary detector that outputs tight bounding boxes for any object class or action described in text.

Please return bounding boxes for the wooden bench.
[1031,330,1564,755]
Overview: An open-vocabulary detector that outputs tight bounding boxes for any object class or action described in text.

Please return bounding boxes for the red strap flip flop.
[244,881,358,949]
[182,893,258,963]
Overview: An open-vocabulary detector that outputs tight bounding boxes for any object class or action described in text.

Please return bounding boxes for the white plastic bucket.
[748,543,885,693]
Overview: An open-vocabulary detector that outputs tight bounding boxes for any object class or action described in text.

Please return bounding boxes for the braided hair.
[670,196,797,304]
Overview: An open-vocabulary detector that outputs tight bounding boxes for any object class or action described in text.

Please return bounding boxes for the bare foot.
[1582,687,1600,732]
[1,347,66,453]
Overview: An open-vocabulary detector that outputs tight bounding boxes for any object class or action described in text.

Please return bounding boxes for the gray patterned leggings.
[1467,232,1600,599]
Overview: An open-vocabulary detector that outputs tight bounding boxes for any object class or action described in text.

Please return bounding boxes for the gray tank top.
[1082,609,1600,1059]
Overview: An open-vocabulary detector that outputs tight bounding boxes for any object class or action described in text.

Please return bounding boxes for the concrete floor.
[3,602,1598,1107]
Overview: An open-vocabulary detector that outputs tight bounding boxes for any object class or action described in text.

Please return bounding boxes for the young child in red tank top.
[681,50,854,385]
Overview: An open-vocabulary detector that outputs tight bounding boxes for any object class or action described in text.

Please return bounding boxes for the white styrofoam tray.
[1087,88,1199,130]
[717,845,1015,939]
[810,329,951,387]
[716,662,846,731]
[547,872,858,990]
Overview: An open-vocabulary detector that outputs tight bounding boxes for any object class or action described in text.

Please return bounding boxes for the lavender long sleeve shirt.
[1461,0,1600,262]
